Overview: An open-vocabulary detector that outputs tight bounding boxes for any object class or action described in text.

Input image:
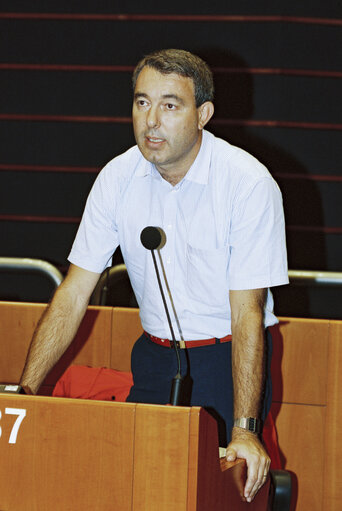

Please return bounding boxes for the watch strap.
[233,417,262,434]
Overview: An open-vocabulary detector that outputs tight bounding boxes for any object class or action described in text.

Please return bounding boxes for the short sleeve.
[228,177,288,290]
[68,165,120,273]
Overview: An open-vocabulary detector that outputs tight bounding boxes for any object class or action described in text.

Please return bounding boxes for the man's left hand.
[226,427,271,502]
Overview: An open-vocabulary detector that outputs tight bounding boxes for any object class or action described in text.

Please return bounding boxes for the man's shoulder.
[207,131,271,181]
[101,144,142,177]
[88,144,147,203]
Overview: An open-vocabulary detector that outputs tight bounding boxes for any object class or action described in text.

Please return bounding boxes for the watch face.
[248,418,257,432]
[250,418,262,433]
[0,384,24,394]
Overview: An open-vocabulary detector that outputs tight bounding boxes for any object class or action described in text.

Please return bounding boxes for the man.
[21,49,288,502]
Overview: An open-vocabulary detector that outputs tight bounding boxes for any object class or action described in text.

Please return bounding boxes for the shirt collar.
[135,157,153,177]
[183,130,212,185]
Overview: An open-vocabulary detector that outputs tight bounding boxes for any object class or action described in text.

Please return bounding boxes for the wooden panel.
[195,408,270,511]
[0,301,47,381]
[271,402,325,511]
[270,317,330,405]
[132,404,190,511]
[323,321,342,511]
[72,305,113,366]
[187,407,201,511]
[43,305,113,392]
[0,301,113,393]
[0,394,136,511]
[110,307,142,372]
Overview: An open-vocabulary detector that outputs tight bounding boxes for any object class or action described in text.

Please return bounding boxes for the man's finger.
[225,447,237,462]
[245,457,270,501]
[244,459,259,501]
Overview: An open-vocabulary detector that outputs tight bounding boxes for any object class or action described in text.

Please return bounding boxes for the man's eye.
[137,100,148,107]
[166,103,176,110]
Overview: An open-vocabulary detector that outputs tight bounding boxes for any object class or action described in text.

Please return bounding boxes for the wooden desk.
[0,394,269,511]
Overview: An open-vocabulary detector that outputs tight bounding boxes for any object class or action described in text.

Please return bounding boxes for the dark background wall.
[0,1,341,315]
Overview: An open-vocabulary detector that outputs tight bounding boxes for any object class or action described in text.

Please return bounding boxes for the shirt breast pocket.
[186,244,230,309]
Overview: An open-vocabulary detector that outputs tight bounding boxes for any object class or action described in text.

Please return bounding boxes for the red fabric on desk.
[52,365,133,402]
[52,365,282,468]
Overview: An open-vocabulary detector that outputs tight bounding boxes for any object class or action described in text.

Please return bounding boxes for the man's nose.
[146,106,160,128]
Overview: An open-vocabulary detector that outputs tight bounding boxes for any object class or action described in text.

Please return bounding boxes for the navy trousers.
[126,331,273,446]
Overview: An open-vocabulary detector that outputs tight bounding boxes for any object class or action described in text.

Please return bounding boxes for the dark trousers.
[126,330,273,446]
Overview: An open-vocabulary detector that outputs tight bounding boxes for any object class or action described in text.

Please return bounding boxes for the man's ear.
[197,101,214,129]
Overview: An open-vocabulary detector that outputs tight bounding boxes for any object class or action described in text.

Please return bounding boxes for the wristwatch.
[233,417,262,434]
[0,384,27,394]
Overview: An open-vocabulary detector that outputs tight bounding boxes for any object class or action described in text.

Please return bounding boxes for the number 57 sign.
[0,408,27,444]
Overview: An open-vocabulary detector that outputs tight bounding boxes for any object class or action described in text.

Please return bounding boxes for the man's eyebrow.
[134,92,148,100]
[161,94,185,104]
[134,92,185,104]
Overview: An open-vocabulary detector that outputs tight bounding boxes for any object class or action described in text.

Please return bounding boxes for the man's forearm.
[20,285,89,393]
[231,312,265,421]
[227,290,270,502]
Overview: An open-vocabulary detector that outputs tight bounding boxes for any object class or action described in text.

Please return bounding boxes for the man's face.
[132,66,205,182]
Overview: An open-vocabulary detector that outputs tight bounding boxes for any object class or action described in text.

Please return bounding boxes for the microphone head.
[140,226,166,250]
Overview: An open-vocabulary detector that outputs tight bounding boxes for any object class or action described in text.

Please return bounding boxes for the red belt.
[144,331,232,349]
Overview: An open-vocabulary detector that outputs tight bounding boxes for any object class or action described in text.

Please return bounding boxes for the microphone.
[140,226,166,250]
[140,226,183,406]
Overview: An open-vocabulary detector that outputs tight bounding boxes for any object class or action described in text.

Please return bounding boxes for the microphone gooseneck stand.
[150,248,183,406]
[140,226,183,406]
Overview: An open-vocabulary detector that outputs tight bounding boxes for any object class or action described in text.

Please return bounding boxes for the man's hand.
[226,427,270,502]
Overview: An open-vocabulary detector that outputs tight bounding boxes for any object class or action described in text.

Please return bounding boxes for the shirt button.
[167,224,172,230]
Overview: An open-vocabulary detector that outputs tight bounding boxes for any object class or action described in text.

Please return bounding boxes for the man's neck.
[155,131,203,186]
[156,167,187,186]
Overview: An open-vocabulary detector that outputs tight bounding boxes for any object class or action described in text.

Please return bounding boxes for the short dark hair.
[132,49,214,107]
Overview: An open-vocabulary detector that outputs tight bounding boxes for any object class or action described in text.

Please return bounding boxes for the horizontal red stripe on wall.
[214,67,342,78]
[0,113,341,131]
[286,226,342,234]
[0,63,135,72]
[0,164,341,182]
[0,214,81,224]
[1,214,341,233]
[211,118,342,130]
[0,13,341,25]
[1,63,341,78]
[274,173,342,182]
[0,113,132,123]
[0,163,99,173]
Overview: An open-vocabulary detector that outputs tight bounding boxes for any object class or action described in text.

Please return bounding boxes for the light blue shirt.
[69,130,288,339]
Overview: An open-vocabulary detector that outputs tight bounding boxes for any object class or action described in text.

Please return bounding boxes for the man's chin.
[139,148,166,166]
